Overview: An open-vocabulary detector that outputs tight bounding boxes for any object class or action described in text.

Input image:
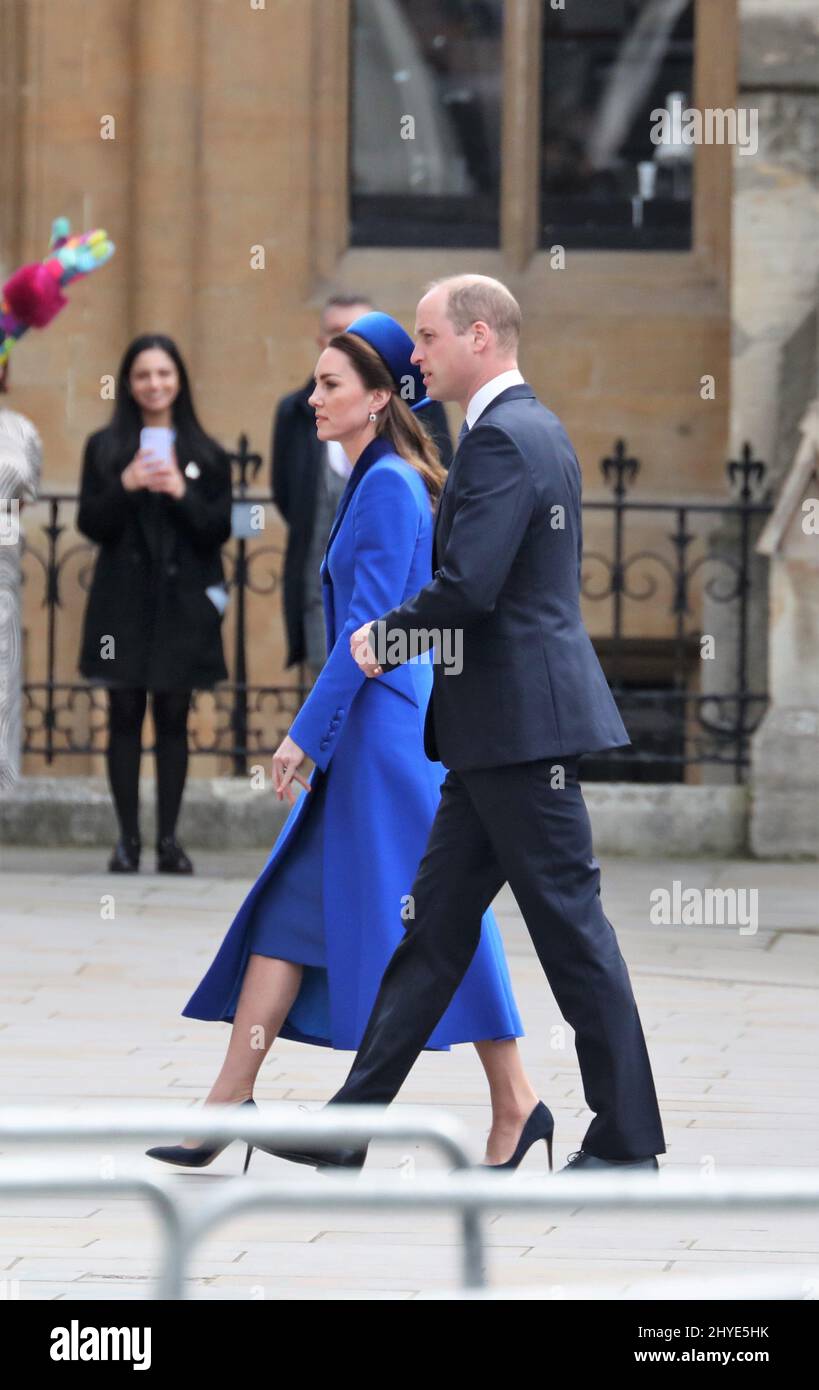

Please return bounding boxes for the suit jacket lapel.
[432,476,450,569]
[430,384,535,567]
[431,426,464,567]
[320,436,395,648]
[322,435,394,567]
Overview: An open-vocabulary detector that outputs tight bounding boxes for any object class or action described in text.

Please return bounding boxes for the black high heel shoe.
[108,835,141,873]
[145,1097,257,1170]
[156,836,193,874]
[482,1100,555,1172]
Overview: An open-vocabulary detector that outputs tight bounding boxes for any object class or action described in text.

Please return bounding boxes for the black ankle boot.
[108,834,141,873]
[156,835,193,874]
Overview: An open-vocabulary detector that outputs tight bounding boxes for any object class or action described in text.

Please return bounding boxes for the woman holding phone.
[76,333,232,874]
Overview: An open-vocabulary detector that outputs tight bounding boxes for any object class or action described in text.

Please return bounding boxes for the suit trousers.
[330,757,666,1159]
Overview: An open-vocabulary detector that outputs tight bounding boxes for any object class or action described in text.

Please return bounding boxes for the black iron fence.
[580,440,771,783]
[18,436,772,783]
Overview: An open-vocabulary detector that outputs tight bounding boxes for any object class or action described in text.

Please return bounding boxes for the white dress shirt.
[464,368,525,430]
[325,438,352,479]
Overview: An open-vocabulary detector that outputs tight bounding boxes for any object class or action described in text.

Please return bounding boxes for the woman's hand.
[272,735,315,804]
[143,444,186,499]
[121,448,163,492]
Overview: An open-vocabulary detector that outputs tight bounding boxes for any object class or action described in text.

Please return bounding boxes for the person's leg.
[329,769,507,1108]
[178,952,304,1148]
[472,1039,540,1164]
[106,687,147,840]
[464,758,666,1160]
[151,688,191,841]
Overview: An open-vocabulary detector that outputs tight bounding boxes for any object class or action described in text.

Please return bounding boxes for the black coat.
[271,380,453,668]
[76,427,233,690]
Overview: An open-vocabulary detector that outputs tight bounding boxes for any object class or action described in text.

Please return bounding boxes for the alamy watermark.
[649,880,758,934]
[370,625,463,675]
[650,99,758,157]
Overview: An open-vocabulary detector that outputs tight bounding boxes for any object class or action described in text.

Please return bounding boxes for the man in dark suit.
[271,293,453,677]
[275,274,666,1174]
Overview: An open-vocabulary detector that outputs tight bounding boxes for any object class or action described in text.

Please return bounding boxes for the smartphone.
[140,426,176,467]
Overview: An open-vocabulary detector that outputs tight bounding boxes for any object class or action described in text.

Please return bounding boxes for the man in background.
[271,293,453,683]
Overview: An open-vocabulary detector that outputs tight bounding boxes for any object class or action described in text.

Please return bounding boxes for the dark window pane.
[350,0,504,248]
[539,0,695,251]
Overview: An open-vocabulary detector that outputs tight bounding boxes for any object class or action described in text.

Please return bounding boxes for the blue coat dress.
[182,435,523,1050]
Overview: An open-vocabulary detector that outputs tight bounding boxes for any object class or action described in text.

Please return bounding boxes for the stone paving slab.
[0,847,817,1299]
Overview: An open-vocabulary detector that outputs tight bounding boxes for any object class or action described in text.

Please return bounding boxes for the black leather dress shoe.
[108,835,141,872]
[557,1149,659,1174]
[156,836,193,874]
[256,1141,369,1172]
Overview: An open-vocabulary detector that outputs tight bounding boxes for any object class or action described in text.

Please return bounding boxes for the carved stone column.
[0,408,42,789]
[751,403,819,858]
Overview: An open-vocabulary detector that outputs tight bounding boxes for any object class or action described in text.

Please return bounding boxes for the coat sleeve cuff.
[288,709,332,772]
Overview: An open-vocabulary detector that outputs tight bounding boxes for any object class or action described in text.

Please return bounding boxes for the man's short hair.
[322,292,373,314]
[428,274,521,352]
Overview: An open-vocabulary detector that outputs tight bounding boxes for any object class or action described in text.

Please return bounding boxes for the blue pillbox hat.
[343,310,430,413]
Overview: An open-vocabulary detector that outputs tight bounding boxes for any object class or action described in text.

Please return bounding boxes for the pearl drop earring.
[368,411,377,422]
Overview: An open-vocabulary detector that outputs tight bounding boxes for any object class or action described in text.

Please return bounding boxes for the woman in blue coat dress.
[148,313,543,1170]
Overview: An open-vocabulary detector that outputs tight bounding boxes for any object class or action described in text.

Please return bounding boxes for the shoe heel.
[545,1130,554,1173]
[243,1142,254,1174]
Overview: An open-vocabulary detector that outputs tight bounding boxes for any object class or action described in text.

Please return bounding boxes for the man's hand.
[272,735,315,804]
[350,621,383,677]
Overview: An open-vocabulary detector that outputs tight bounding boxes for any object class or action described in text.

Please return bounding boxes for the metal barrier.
[1,1105,818,1299]
[0,1168,186,1301]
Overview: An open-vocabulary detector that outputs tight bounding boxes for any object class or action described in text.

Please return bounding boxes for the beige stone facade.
[0,0,737,777]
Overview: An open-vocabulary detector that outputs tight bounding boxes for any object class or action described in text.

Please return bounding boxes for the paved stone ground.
[1,845,818,1300]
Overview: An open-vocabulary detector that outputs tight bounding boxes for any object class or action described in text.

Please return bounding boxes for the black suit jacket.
[271,380,453,668]
[368,383,631,770]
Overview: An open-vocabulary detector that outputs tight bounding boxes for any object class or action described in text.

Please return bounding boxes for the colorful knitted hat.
[0,216,115,370]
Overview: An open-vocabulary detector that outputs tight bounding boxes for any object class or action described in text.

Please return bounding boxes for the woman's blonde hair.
[328,331,448,507]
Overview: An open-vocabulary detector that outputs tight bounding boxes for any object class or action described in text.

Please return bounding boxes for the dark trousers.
[330,757,666,1159]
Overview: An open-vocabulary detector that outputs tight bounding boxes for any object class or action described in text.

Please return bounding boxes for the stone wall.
[702,0,819,784]
[0,0,737,779]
